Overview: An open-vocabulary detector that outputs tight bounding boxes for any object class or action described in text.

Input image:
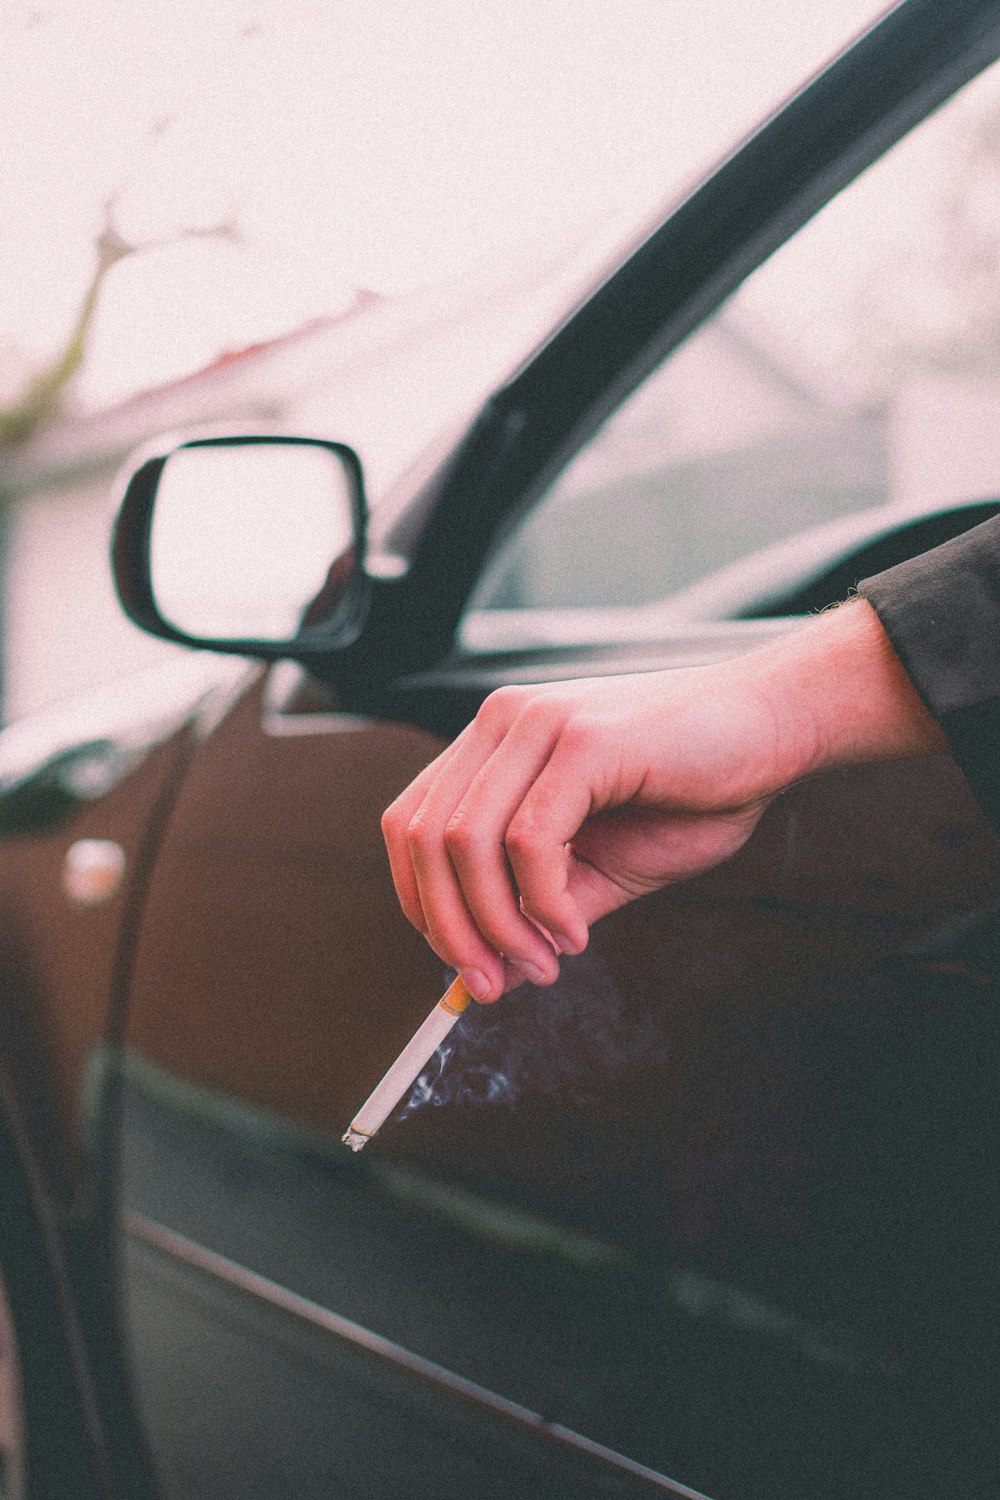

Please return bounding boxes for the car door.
[114,5,1000,1499]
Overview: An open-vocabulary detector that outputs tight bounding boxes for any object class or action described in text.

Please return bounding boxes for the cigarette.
[341,976,472,1151]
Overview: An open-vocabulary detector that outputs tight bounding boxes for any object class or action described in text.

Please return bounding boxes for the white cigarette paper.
[342,976,472,1151]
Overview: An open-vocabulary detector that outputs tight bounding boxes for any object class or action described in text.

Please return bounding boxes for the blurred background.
[3,0,999,720]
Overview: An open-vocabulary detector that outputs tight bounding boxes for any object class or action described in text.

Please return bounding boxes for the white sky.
[1,0,888,408]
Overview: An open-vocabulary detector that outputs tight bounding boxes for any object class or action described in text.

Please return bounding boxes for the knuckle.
[475,684,527,732]
[404,811,437,863]
[443,810,478,861]
[505,811,542,864]
[557,712,595,756]
[380,803,403,841]
[517,697,558,734]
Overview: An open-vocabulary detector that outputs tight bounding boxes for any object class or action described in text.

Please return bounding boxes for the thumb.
[566,802,771,926]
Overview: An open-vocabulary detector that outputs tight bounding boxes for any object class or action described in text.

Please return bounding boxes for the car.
[3,1,1000,1496]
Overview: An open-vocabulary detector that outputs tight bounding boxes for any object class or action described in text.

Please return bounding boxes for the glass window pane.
[465,59,1000,637]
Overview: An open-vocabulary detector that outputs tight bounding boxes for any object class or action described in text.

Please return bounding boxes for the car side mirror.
[112,434,367,658]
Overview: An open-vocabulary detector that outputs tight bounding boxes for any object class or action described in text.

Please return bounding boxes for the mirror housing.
[112,433,367,659]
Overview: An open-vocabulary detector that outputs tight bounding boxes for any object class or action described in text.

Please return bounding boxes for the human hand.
[382,602,944,1002]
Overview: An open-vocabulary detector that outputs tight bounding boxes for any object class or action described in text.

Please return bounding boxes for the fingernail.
[462,969,492,1001]
[551,933,580,956]
[511,960,547,986]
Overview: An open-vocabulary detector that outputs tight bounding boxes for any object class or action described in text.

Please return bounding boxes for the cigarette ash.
[396,946,655,1121]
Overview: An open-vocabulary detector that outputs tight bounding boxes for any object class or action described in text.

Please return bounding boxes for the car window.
[463,57,1000,643]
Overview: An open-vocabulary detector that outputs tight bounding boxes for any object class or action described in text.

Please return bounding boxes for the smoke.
[396,945,656,1121]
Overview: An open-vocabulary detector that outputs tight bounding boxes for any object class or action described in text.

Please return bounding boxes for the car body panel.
[0,658,248,1197]
[0,658,249,1495]
[125,676,449,1134]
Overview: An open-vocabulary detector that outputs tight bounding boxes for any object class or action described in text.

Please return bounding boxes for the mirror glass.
[150,441,360,642]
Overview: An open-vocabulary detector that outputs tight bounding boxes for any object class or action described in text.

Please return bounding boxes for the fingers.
[441,717,589,979]
[382,729,472,937]
[480,729,594,952]
[381,698,535,999]
[382,659,801,1003]
[382,689,591,1001]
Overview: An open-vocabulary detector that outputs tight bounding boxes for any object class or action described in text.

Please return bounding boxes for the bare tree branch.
[0,185,239,452]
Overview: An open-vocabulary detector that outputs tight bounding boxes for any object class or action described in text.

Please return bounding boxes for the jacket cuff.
[858,514,1000,833]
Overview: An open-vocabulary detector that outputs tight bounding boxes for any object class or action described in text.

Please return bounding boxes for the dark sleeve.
[858,513,1000,833]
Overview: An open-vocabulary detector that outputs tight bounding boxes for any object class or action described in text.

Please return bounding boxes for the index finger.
[381,729,473,934]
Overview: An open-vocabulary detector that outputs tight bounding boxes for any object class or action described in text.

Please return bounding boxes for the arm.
[382,599,946,1002]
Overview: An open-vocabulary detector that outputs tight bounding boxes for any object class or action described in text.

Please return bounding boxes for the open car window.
[462,56,1000,651]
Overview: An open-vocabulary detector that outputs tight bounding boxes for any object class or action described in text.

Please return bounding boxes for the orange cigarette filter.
[438,975,473,1016]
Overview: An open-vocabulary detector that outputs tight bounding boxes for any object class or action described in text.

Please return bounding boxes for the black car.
[3,2,1000,1496]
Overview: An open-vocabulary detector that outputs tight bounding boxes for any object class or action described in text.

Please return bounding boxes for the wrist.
[756,598,947,784]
